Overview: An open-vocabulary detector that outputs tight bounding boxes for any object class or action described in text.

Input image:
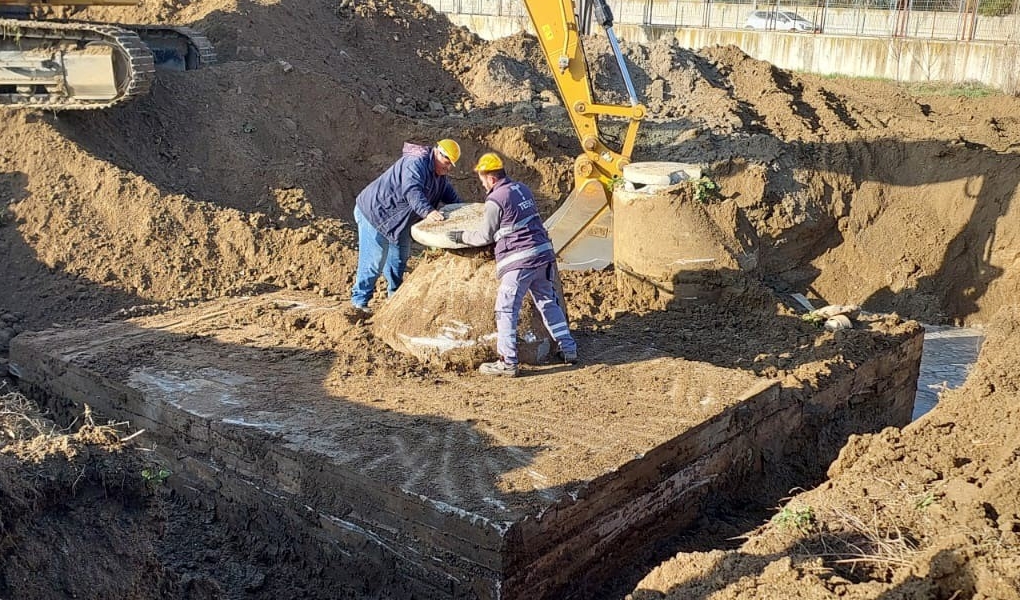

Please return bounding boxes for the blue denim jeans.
[351,206,411,308]
[495,262,577,365]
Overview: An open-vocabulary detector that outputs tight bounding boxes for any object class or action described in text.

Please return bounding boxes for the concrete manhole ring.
[622,161,702,186]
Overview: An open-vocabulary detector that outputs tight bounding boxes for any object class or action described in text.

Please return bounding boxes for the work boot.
[478,359,518,377]
[344,304,372,324]
[557,350,578,365]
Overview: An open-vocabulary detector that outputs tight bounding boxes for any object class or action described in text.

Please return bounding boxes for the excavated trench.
[2,2,1020,597]
[3,93,1014,600]
[10,288,924,599]
[5,152,948,600]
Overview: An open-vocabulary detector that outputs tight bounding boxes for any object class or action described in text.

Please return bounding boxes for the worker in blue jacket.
[349,139,464,318]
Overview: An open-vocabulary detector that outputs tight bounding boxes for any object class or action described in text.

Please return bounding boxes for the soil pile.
[371,247,564,368]
[389,27,1020,324]
[632,305,1020,599]
[2,0,1020,597]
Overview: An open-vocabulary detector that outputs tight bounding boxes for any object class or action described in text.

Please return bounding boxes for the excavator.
[522,0,652,270]
[0,0,214,109]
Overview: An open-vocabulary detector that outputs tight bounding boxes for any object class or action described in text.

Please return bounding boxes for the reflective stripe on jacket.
[487,178,555,278]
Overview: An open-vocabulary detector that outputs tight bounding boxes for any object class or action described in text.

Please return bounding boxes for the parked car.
[744,10,819,32]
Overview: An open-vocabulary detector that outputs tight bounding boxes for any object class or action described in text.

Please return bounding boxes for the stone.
[543,104,567,120]
[410,203,486,249]
[539,89,561,105]
[622,161,700,187]
[511,102,537,119]
[0,327,14,350]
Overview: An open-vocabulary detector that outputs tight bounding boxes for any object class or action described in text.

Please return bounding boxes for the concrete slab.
[8,291,923,599]
[412,202,486,249]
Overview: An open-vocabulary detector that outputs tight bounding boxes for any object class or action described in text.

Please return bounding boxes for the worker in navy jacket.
[349,139,463,317]
[447,152,578,377]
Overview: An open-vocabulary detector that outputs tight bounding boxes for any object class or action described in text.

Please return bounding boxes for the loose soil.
[1,0,1019,598]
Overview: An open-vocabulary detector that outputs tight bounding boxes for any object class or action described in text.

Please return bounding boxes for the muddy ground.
[1,0,1019,597]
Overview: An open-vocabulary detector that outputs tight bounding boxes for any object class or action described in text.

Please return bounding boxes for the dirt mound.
[447,31,1020,325]
[370,248,564,368]
[631,306,1020,599]
[460,34,554,107]
[2,109,364,326]
[82,0,480,112]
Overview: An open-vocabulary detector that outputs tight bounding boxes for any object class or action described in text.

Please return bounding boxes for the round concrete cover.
[411,202,487,249]
[623,161,700,186]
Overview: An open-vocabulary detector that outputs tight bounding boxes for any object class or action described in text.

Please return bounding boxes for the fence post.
[962,0,978,40]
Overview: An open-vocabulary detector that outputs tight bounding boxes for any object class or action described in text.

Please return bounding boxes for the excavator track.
[0,19,215,109]
[0,18,154,109]
[127,25,216,71]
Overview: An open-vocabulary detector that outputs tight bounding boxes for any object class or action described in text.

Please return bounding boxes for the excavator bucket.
[544,179,613,270]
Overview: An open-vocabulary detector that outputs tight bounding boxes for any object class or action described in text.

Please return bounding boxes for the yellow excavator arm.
[521,0,646,269]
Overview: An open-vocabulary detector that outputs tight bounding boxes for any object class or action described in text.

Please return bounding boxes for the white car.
[744,10,819,32]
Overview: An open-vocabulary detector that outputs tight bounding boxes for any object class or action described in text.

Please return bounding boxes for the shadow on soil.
[0,431,177,600]
[0,170,140,332]
[0,170,28,206]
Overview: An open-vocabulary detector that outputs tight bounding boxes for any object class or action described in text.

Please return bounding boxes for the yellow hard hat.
[473,152,504,173]
[436,139,461,166]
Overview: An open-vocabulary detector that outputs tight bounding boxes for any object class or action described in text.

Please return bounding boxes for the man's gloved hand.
[447,230,464,245]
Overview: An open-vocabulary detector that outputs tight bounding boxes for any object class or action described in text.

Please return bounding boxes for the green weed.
[771,504,816,532]
[142,467,171,487]
[819,73,889,83]
[692,176,719,203]
[914,490,935,511]
[905,81,996,98]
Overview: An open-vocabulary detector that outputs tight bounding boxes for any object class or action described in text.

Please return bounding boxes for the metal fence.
[425,0,1020,41]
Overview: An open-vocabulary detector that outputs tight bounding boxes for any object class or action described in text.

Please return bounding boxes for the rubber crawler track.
[1,20,215,110]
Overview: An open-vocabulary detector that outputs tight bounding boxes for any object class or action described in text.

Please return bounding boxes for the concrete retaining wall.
[442,13,1020,93]
[666,28,1020,94]
[428,0,1020,41]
